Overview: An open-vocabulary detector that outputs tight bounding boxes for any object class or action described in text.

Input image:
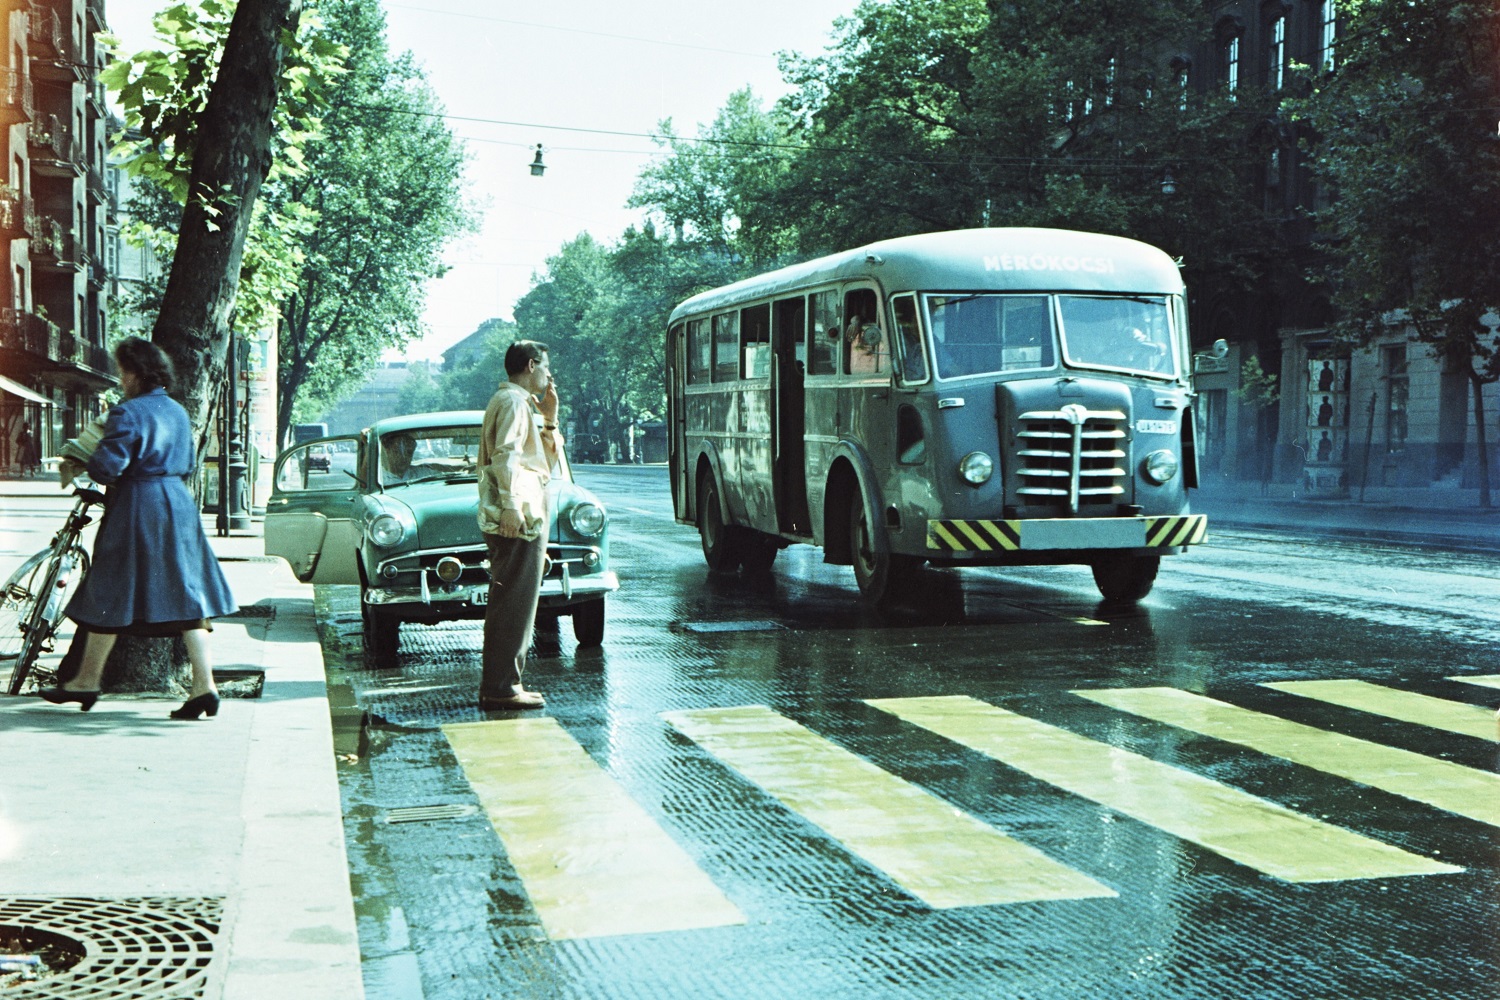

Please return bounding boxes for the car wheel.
[572,597,605,647]
[849,489,920,606]
[1091,555,1160,604]
[698,473,744,573]
[361,596,400,668]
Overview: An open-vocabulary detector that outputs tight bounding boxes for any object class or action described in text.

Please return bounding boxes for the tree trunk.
[107,0,304,691]
[1472,372,1492,509]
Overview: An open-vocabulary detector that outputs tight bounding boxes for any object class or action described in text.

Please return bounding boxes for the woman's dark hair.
[114,336,174,392]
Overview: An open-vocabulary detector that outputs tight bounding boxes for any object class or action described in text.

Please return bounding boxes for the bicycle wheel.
[2,554,52,695]
[5,545,89,696]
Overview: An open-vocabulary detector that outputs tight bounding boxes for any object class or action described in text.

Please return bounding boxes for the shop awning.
[0,373,53,406]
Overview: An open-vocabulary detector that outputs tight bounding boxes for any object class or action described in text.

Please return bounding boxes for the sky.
[103,0,862,362]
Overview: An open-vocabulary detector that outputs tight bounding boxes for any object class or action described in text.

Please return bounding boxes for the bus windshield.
[1058,295,1177,378]
[927,294,1055,379]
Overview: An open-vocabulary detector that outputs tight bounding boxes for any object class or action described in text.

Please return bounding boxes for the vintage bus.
[665,228,1212,606]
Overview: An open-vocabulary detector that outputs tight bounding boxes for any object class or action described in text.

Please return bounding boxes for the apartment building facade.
[0,0,116,472]
[1186,0,1489,502]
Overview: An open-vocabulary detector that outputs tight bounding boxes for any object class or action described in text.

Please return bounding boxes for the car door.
[264,436,364,584]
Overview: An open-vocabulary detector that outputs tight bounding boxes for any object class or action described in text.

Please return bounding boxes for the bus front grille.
[1015,405,1127,513]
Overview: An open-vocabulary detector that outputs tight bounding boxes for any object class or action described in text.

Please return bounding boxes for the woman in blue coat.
[42,337,237,718]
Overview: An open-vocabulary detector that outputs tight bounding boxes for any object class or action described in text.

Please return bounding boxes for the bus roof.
[668,228,1184,324]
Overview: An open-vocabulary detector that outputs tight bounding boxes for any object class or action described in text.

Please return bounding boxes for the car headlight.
[1142,449,1179,485]
[958,451,994,486]
[568,502,605,537]
[368,513,408,547]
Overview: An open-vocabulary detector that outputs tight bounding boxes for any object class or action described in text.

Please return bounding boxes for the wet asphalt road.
[329,465,1500,1000]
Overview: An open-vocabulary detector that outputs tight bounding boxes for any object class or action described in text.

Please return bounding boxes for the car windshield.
[927,294,1056,379]
[379,427,483,487]
[1057,295,1178,378]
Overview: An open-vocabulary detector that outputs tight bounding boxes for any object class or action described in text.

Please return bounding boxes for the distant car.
[263,411,619,665]
[306,445,331,472]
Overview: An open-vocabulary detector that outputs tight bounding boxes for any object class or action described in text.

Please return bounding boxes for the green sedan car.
[264,411,618,666]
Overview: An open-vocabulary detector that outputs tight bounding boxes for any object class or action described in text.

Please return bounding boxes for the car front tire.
[361,596,400,667]
[572,597,605,647]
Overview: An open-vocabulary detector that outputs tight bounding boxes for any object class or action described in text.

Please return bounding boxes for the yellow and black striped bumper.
[927,514,1208,553]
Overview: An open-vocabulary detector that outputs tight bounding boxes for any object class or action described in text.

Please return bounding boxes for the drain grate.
[0,897,221,999]
[383,803,478,824]
[677,620,788,634]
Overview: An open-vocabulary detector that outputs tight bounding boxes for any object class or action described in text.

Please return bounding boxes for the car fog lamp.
[958,451,994,485]
[368,514,406,547]
[1142,449,1180,485]
[380,564,399,580]
[582,551,600,569]
[435,556,464,583]
[569,502,606,537]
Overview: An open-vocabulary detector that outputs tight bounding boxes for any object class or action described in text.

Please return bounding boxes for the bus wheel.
[739,535,778,576]
[849,491,918,605]
[698,474,743,573]
[1091,555,1160,603]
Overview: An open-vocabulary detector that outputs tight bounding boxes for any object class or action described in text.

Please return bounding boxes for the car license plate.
[471,587,489,606]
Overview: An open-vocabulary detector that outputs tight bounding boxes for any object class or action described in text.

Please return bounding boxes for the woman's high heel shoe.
[39,687,100,712]
[170,692,219,720]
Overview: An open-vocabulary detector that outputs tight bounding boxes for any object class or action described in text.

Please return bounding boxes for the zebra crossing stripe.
[443,718,745,939]
[1078,686,1500,830]
[868,695,1457,882]
[1450,674,1500,691]
[1263,680,1500,741]
[662,705,1115,908]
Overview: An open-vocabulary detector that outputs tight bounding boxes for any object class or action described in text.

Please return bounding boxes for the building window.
[1384,345,1408,453]
[1319,0,1338,72]
[1267,14,1285,89]
[1224,36,1239,93]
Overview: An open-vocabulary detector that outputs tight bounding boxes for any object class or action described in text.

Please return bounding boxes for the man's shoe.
[479,690,546,710]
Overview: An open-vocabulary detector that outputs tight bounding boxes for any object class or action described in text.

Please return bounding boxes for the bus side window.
[891,295,927,383]
[808,290,838,375]
[741,303,770,379]
[843,288,886,375]
[713,312,739,382]
[687,319,711,384]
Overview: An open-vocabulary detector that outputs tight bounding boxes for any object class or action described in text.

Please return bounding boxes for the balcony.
[85,0,106,29]
[0,309,114,386]
[28,216,63,262]
[26,116,82,177]
[0,308,60,360]
[0,193,36,238]
[1,68,34,126]
[58,332,111,373]
[86,165,107,204]
[28,5,65,58]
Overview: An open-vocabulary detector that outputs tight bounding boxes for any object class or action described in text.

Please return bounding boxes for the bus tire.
[698,473,743,573]
[849,490,919,605]
[1091,555,1160,603]
[739,534,778,576]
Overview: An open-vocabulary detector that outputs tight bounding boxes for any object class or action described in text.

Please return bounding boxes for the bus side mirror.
[1207,339,1228,359]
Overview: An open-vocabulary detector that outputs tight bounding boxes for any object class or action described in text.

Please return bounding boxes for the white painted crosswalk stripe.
[1263,679,1500,741]
[869,695,1458,883]
[663,704,1115,908]
[444,718,745,939]
[1079,686,1500,829]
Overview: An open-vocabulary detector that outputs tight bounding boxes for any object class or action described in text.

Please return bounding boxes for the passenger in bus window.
[845,318,886,374]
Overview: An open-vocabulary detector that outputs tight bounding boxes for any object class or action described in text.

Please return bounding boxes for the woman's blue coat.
[66,388,237,628]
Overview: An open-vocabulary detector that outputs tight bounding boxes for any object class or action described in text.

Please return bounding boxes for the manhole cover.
[0,897,220,998]
[384,803,479,825]
[677,620,787,633]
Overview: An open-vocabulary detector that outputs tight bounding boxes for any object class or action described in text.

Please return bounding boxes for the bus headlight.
[568,502,605,537]
[958,451,994,485]
[368,514,408,548]
[1142,449,1179,485]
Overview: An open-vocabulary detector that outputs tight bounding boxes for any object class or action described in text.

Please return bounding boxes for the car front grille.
[1015,404,1127,513]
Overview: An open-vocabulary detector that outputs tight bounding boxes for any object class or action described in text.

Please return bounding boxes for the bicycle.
[2,485,103,695]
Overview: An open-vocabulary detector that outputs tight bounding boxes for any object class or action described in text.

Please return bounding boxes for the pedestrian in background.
[42,337,237,717]
[475,340,559,711]
[16,422,38,477]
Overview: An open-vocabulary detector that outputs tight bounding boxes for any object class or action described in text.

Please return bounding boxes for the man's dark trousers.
[481,530,547,697]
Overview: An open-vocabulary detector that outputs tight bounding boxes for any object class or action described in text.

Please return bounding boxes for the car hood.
[378,478,596,549]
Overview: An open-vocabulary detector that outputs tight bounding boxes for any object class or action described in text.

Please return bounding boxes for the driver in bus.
[1130,326,1169,371]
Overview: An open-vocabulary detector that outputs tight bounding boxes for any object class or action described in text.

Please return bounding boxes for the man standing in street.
[476,340,559,710]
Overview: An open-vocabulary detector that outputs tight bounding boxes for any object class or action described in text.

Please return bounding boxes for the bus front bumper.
[927,514,1207,553]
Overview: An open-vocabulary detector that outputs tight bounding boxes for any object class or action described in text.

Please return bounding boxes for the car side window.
[274,440,358,493]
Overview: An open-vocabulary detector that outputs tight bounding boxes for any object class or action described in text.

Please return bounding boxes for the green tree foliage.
[275,0,471,440]
[1287,0,1500,503]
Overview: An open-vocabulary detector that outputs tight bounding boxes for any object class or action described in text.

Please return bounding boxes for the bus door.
[803,289,842,528]
[668,322,688,519]
[771,295,810,534]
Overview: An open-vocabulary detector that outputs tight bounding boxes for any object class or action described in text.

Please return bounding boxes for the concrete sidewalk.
[0,476,362,999]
